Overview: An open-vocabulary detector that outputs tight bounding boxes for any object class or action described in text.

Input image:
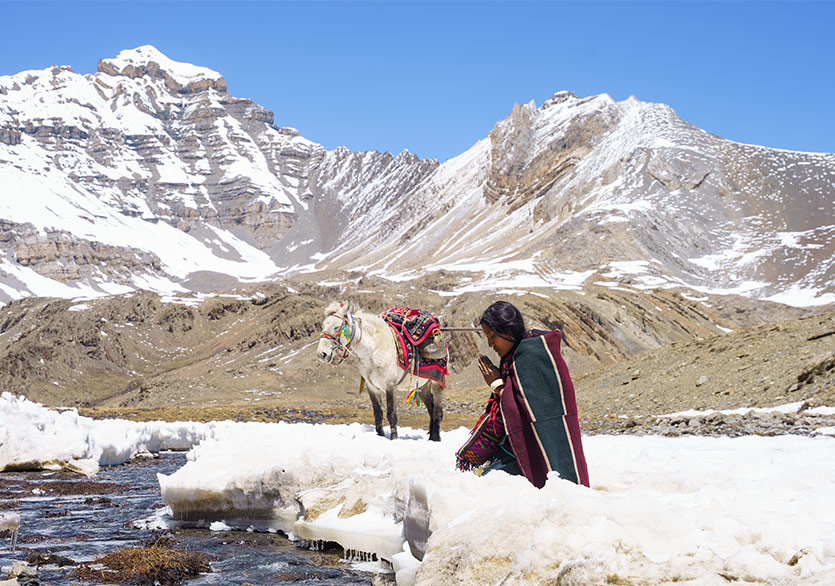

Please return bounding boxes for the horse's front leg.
[385,388,398,440]
[367,388,385,437]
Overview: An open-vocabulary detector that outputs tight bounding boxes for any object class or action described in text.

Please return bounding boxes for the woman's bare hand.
[478,354,501,385]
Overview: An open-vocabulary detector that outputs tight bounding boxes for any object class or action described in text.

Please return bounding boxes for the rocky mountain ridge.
[0,46,832,308]
[0,275,830,431]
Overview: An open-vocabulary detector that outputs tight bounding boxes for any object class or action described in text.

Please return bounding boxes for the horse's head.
[317,302,359,365]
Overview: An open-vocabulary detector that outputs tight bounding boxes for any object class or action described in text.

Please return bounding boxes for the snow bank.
[158,419,835,585]
[415,435,835,586]
[157,421,449,561]
[4,393,834,584]
[0,392,212,475]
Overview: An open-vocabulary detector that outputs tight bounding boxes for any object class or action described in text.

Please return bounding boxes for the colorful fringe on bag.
[455,396,506,471]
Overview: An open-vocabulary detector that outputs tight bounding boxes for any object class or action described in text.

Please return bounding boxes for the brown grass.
[72,546,212,585]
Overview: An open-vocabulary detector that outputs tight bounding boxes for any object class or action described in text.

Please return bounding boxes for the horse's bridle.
[320,311,362,365]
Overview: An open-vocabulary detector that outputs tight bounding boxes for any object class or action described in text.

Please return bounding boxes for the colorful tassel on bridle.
[320,311,360,366]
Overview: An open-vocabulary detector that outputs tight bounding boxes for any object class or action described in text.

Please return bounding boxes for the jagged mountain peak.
[96,45,227,93]
[336,91,833,306]
[540,90,615,109]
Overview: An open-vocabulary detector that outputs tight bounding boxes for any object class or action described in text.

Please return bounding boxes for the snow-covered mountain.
[1,46,832,306]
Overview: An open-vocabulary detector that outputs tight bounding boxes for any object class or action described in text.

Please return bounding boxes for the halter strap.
[320,312,361,365]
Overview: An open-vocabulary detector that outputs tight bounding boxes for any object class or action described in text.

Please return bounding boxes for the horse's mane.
[324,300,361,316]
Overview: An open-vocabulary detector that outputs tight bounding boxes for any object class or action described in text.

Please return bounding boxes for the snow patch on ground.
[2,393,835,585]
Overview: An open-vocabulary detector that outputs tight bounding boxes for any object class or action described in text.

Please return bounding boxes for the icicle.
[342,547,380,564]
[0,512,20,552]
[299,538,320,551]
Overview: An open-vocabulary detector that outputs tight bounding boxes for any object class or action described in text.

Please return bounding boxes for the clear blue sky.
[1,1,833,161]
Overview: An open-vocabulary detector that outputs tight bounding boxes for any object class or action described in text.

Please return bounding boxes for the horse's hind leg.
[385,388,398,440]
[429,382,444,441]
[418,381,444,442]
[417,382,434,437]
[367,387,385,437]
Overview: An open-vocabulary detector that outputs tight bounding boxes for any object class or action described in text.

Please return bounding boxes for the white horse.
[316,301,444,441]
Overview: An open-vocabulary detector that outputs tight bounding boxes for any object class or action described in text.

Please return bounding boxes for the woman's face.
[481,323,515,358]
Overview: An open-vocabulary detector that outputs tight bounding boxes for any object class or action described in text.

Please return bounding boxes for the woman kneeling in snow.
[459,300,589,488]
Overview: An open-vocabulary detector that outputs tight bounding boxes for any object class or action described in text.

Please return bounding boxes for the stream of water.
[0,452,377,585]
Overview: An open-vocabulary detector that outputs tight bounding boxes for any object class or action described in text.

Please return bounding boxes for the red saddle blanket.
[381,307,448,387]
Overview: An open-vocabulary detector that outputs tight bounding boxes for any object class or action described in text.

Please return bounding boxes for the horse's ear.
[324,301,343,316]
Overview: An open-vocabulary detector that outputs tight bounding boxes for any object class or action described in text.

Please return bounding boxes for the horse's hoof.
[390,431,398,440]
[429,435,441,442]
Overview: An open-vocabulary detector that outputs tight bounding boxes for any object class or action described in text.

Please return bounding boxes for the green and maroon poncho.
[499,329,590,488]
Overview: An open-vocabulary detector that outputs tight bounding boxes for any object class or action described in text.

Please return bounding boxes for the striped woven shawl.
[500,329,589,488]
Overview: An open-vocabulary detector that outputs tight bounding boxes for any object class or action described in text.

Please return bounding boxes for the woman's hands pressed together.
[478,354,504,396]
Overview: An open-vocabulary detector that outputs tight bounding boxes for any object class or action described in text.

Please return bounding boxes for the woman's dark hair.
[479,301,526,343]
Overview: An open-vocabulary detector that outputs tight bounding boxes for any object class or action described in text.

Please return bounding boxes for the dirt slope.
[0,273,828,432]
